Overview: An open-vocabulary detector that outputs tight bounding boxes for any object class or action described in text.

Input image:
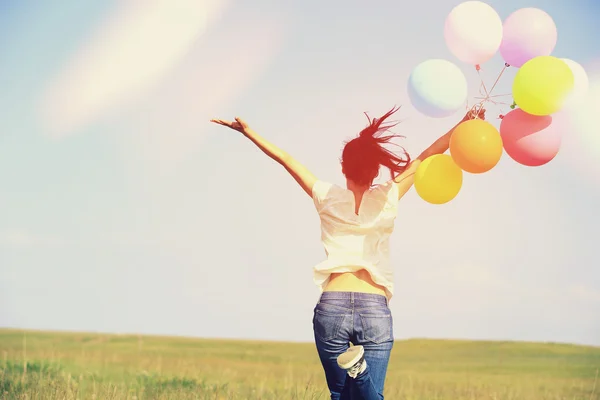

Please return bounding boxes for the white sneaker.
[337,345,367,378]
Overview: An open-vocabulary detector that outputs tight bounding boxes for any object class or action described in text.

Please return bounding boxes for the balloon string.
[488,65,507,96]
[483,93,512,99]
[468,64,510,119]
[477,69,490,99]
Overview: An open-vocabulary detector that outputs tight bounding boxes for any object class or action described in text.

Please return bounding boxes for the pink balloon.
[499,8,557,68]
[500,109,562,167]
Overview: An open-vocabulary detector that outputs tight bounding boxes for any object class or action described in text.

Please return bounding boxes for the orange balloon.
[450,119,503,173]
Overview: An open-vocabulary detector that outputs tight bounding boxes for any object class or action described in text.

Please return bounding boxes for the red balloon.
[500,108,562,167]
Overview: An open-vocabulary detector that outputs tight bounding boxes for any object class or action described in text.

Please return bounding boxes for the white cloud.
[568,284,600,304]
[412,262,600,314]
[0,230,68,248]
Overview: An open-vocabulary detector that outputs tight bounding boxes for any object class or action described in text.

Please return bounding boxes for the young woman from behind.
[211,105,485,399]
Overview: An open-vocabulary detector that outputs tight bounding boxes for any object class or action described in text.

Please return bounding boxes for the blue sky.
[1,0,599,346]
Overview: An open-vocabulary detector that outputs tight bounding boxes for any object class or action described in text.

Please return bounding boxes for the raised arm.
[210,117,317,198]
[391,107,486,200]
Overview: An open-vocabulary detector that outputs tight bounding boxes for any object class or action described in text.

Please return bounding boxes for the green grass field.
[0,329,598,399]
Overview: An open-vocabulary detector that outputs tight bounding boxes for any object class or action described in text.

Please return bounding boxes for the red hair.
[341,106,411,186]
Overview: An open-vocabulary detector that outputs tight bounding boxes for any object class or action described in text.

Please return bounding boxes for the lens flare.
[559,60,600,181]
[39,0,227,138]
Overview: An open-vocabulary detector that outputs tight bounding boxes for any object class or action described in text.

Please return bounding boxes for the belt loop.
[351,292,354,304]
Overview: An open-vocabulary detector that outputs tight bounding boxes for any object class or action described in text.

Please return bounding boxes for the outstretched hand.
[210,117,250,134]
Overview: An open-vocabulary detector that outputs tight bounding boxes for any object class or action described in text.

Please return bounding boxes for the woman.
[211,105,485,399]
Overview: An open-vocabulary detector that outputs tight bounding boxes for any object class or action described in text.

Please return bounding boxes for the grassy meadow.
[0,329,598,399]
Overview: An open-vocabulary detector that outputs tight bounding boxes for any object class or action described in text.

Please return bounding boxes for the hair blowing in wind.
[341,106,411,186]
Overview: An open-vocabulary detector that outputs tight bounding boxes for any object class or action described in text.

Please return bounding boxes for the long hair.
[341,106,411,186]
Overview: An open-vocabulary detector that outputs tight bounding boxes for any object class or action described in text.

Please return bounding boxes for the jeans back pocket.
[359,309,393,344]
[313,308,348,342]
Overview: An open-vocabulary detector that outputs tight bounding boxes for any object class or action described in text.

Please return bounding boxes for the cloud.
[411,262,600,315]
[0,230,68,249]
[568,284,600,304]
[38,0,228,138]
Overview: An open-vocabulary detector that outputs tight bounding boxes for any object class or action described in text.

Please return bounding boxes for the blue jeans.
[313,291,394,400]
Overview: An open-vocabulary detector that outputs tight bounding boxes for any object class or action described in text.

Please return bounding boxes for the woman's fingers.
[234,117,248,128]
[211,119,233,127]
[210,118,247,133]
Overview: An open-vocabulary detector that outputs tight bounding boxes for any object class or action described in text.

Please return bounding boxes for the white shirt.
[312,180,399,299]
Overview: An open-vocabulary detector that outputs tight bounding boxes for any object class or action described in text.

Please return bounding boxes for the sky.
[0,0,599,347]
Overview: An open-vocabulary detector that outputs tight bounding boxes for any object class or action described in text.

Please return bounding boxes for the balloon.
[414,154,463,205]
[500,108,561,167]
[444,1,503,65]
[561,58,590,108]
[499,8,557,67]
[450,119,503,173]
[560,77,600,166]
[407,59,468,118]
[512,56,575,116]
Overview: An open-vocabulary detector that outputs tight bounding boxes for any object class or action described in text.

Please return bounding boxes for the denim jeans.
[313,291,394,400]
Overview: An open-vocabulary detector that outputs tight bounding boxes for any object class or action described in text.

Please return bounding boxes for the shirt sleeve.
[387,181,400,203]
[374,181,399,204]
[311,180,333,211]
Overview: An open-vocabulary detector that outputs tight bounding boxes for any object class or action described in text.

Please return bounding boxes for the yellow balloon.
[513,56,575,116]
[414,154,463,205]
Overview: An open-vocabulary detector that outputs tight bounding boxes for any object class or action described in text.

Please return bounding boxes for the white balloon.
[444,1,503,65]
[561,58,590,108]
[407,59,468,118]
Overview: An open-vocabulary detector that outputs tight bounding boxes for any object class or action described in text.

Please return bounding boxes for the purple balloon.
[499,8,557,68]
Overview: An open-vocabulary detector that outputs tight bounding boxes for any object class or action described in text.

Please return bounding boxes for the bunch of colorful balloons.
[409,1,589,205]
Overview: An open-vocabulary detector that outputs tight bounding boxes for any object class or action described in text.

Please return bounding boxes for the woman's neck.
[346,179,370,194]
[346,180,371,214]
